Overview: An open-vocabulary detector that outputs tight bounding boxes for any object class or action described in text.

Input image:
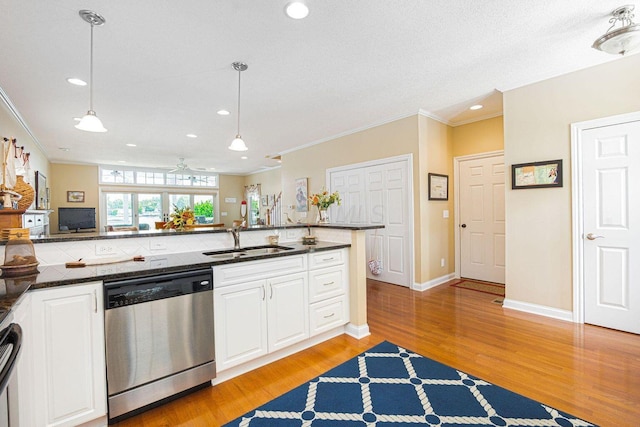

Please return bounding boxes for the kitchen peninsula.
[1,222,382,426]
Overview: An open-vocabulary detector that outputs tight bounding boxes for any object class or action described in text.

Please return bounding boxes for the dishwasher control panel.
[104,269,213,309]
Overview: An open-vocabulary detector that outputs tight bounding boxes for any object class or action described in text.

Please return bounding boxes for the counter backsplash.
[3,227,352,267]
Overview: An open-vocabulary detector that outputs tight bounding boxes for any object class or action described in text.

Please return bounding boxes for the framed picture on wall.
[35,171,47,209]
[295,178,308,212]
[428,173,448,200]
[511,159,563,189]
[67,191,85,203]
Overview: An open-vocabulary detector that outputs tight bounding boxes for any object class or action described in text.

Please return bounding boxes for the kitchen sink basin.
[203,245,295,260]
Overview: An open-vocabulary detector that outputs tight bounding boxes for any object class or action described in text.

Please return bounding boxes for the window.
[105,193,134,227]
[100,166,218,188]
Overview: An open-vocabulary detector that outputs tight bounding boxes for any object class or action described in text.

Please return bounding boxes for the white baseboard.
[502,298,574,322]
[212,327,346,386]
[345,322,370,339]
[413,273,456,292]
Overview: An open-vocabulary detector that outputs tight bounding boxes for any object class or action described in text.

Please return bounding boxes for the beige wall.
[50,164,99,233]
[0,95,50,203]
[504,53,640,310]
[418,115,455,283]
[218,174,246,226]
[282,115,419,224]
[244,167,282,223]
[452,115,504,158]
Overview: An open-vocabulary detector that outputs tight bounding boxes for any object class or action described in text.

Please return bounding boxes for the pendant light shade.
[75,10,107,133]
[229,62,248,151]
[592,5,640,55]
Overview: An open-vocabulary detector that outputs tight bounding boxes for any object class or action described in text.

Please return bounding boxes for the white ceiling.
[0,0,632,175]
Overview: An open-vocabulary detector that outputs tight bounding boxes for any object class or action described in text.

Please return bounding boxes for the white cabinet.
[267,272,309,352]
[308,249,349,336]
[22,209,52,237]
[30,281,107,427]
[214,255,308,371]
[214,279,268,370]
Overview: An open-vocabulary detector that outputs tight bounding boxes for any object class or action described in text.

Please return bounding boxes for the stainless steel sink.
[203,245,294,260]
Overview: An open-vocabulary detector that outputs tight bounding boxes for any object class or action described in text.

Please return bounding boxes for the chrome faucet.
[228,227,241,249]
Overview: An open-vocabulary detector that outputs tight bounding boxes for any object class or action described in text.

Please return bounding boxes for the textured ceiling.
[0,0,631,174]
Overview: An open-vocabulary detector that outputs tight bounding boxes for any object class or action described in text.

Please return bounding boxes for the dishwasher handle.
[104,269,213,309]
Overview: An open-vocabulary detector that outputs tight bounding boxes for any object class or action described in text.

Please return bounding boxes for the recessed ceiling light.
[58,147,71,152]
[285,1,309,19]
[67,77,87,86]
[470,104,483,110]
[241,156,248,160]
[186,134,198,138]
[73,117,82,121]
[217,110,230,116]
[118,160,126,163]
[126,143,137,147]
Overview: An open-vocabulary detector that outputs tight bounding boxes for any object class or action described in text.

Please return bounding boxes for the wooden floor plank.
[114,279,640,426]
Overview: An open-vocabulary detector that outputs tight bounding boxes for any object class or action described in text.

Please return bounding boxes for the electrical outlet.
[221,211,228,217]
[286,230,296,239]
[95,243,117,255]
[149,241,166,251]
[440,258,445,267]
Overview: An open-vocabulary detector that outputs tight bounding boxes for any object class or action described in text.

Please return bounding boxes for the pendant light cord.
[236,67,241,136]
[89,22,94,111]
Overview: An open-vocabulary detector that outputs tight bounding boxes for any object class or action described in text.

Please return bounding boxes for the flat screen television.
[58,207,96,232]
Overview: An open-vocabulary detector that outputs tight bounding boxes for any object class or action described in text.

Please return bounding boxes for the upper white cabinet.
[29,281,107,427]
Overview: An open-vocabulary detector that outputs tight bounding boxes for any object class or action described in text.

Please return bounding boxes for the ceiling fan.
[168,157,194,173]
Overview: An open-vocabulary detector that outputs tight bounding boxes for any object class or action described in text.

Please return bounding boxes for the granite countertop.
[0,241,350,323]
[24,223,383,244]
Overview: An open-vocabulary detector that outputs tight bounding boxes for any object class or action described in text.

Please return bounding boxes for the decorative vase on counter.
[318,208,329,224]
[14,175,34,210]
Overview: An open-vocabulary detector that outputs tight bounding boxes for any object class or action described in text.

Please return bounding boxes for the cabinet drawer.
[309,266,346,303]
[309,295,348,336]
[23,214,35,228]
[214,254,307,287]
[308,249,345,270]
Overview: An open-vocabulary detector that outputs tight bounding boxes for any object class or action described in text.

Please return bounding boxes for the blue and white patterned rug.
[225,341,596,426]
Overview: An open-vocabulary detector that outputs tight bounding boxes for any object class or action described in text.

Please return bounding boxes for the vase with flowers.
[308,187,341,224]
[164,205,195,231]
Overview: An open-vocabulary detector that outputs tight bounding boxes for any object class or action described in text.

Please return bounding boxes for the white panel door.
[459,155,505,283]
[581,120,640,334]
[365,162,411,286]
[330,169,366,224]
[329,157,412,287]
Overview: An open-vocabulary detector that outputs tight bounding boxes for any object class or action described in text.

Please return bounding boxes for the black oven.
[0,312,21,427]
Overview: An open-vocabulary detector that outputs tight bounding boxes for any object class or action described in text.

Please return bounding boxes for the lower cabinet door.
[30,281,107,427]
[214,279,268,371]
[267,272,309,352]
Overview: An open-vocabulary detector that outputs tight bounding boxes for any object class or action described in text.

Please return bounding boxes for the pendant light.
[592,5,640,55]
[75,10,107,133]
[229,62,248,151]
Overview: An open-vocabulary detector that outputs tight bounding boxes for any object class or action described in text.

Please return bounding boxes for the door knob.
[460,224,467,228]
[586,233,604,240]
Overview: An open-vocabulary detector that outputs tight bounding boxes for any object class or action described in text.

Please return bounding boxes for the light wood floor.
[114,279,640,426]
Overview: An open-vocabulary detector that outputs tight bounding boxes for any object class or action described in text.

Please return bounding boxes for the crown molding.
[0,85,48,157]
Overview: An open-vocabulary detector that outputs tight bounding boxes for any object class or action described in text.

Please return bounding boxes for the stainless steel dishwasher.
[104,269,215,423]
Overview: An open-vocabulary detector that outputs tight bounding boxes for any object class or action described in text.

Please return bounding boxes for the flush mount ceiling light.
[285,1,309,19]
[67,77,87,86]
[592,5,640,55]
[229,62,249,151]
[75,10,107,132]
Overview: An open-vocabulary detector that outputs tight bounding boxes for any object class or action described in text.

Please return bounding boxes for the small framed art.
[428,173,448,200]
[511,159,562,189]
[67,191,85,203]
